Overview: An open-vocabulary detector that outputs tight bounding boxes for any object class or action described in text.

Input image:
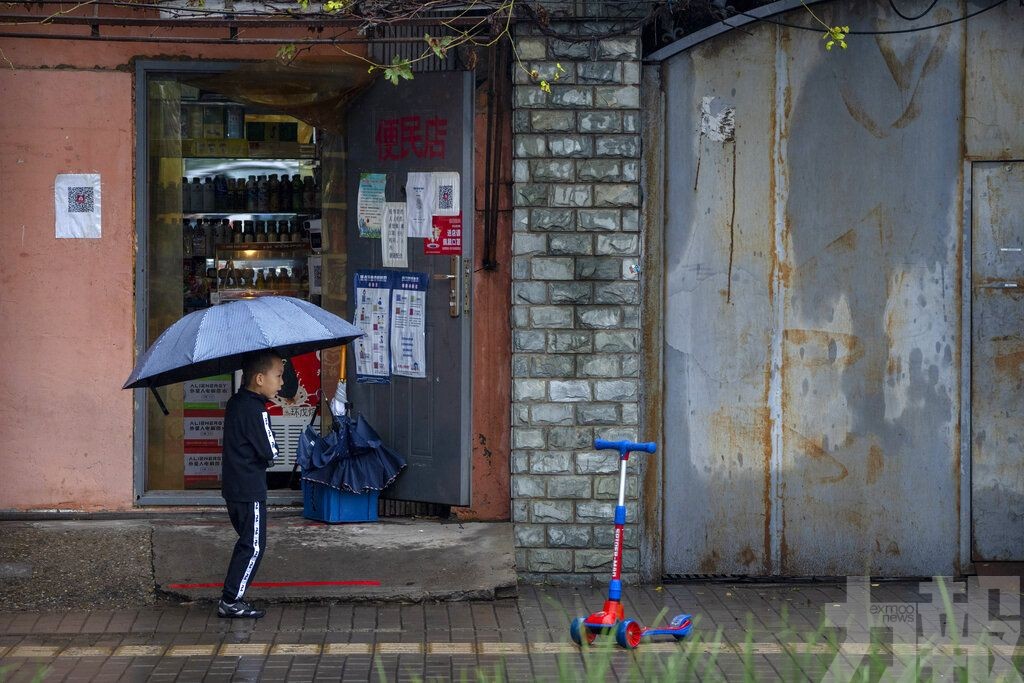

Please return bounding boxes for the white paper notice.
[353,271,391,384]
[390,273,428,379]
[405,172,434,238]
[431,171,460,217]
[381,202,408,269]
[55,173,101,239]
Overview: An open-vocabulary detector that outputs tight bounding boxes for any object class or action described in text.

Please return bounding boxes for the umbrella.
[296,413,406,494]
[124,297,364,410]
[330,346,349,418]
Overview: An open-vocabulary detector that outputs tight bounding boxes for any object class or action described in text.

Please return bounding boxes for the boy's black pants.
[222,500,267,604]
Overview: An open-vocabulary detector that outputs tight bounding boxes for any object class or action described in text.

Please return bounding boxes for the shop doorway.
[133,61,472,506]
[342,72,474,506]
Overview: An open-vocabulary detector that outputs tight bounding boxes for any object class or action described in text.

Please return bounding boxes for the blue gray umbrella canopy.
[124,296,363,389]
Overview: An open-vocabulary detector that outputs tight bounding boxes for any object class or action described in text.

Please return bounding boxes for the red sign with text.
[424,214,463,256]
[376,115,448,161]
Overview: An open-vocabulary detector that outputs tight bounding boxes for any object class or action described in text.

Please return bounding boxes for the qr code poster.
[430,171,460,217]
[54,173,101,238]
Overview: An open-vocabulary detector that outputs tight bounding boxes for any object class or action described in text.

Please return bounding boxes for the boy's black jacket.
[221,388,279,502]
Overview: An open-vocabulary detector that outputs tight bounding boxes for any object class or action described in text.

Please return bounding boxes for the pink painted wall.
[0,68,136,510]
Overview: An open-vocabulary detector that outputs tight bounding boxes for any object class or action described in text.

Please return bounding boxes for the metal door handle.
[439,255,460,318]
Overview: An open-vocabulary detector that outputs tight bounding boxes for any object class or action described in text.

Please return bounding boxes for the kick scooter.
[569,439,694,649]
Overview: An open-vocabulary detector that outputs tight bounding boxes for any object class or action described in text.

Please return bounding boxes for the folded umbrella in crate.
[295,348,406,523]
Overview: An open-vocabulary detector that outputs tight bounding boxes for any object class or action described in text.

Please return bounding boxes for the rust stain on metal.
[783,328,865,369]
[992,348,1024,383]
[737,545,756,567]
[698,549,721,573]
[866,445,884,485]
[783,426,849,484]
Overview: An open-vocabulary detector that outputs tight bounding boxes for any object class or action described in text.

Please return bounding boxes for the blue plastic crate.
[302,481,379,523]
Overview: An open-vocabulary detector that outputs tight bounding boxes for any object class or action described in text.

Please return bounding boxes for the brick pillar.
[510,26,644,585]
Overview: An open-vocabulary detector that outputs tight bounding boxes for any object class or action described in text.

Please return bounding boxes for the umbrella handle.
[150,386,170,416]
[339,346,347,383]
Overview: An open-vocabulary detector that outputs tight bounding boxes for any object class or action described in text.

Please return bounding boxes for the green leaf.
[383,57,414,86]
[276,44,297,62]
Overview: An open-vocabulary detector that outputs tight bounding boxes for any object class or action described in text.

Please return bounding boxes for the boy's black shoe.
[217,599,265,619]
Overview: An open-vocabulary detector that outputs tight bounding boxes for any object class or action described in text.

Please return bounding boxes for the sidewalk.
[1,581,1022,682]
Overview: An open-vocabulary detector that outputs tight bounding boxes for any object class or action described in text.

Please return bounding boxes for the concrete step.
[153,513,517,602]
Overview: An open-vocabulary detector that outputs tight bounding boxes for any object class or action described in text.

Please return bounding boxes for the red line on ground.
[166,580,381,589]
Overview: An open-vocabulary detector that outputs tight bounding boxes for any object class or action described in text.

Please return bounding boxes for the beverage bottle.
[280,175,293,211]
[244,220,255,244]
[268,174,280,212]
[257,175,269,213]
[192,220,207,258]
[279,267,291,290]
[254,220,265,242]
[245,175,258,212]
[302,176,315,211]
[190,178,203,212]
[202,177,215,212]
[182,220,194,257]
[229,220,240,245]
[182,177,191,213]
[214,175,228,212]
[225,178,236,211]
[255,269,266,289]
[292,174,304,211]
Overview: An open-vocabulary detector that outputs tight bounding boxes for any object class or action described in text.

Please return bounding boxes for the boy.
[218,350,285,619]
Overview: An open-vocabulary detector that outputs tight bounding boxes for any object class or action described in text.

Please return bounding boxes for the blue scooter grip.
[594,439,657,455]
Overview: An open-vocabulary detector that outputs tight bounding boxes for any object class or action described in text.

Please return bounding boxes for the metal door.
[971,161,1024,562]
[344,72,473,505]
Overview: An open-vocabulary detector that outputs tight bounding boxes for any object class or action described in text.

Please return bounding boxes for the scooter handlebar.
[594,439,657,456]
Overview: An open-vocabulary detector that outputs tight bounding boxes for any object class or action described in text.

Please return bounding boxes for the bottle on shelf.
[292,174,304,212]
[268,174,280,212]
[182,220,194,258]
[190,178,203,213]
[214,175,228,212]
[278,267,291,291]
[245,175,258,212]
[224,178,235,212]
[243,268,254,289]
[202,177,215,212]
[192,219,207,258]
[302,176,315,212]
[255,269,266,289]
[229,220,240,245]
[218,219,230,246]
[244,220,255,244]
[281,175,293,212]
[254,220,265,243]
[257,175,269,213]
[278,220,290,243]
[182,177,191,213]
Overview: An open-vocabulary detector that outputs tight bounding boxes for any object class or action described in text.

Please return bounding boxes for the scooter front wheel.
[570,617,596,646]
[616,619,643,649]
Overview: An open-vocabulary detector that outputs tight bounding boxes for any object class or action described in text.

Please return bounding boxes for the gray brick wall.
[511,26,643,587]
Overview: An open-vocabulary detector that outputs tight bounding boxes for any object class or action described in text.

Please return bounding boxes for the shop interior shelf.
[215,242,310,251]
[184,212,319,220]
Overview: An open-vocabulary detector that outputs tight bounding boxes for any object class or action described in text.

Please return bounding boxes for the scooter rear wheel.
[570,617,596,646]
[615,619,643,649]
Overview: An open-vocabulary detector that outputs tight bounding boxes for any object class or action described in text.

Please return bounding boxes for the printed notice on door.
[353,270,391,384]
[357,173,387,238]
[424,213,463,255]
[381,202,408,269]
[390,273,428,379]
